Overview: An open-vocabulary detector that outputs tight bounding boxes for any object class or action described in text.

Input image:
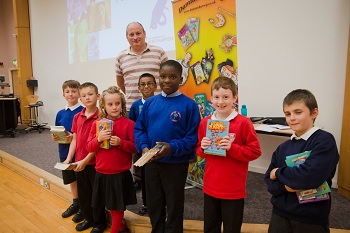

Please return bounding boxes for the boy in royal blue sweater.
[265,89,339,233]
[52,80,84,222]
[134,60,201,233]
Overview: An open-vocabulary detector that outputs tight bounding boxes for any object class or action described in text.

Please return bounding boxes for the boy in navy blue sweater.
[129,72,157,216]
[134,60,201,233]
[265,89,339,233]
[52,80,84,222]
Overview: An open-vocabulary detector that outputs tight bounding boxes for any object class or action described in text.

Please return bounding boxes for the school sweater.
[55,104,83,158]
[134,93,201,164]
[128,98,144,122]
[196,113,261,200]
[264,129,339,226]
[71,108,99,164]
[86,116,137,174]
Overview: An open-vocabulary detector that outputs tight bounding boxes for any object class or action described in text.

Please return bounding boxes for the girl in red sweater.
[87,86,137,233]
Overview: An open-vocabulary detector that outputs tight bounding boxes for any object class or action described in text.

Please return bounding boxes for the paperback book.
[54,162,76,170]
[204,119,229,156]
[285,151,331,204]
[50,126,69,144]
[96,118,113,149]
[134,144,163,167]
[177,23,195,50]
[187,17,199,42]
[191,61,206,85]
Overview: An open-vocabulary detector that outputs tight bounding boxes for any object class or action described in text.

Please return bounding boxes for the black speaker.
[27,80,38,87]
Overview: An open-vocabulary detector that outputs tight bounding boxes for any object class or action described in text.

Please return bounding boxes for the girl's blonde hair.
[99,86,127,118]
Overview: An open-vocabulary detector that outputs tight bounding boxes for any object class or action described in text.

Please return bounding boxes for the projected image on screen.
[67,0,175,64]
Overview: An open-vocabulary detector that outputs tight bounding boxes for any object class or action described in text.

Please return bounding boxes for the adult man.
[115,22,168,110]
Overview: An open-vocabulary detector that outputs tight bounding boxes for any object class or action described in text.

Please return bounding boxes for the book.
[54,162,76,170]
[201,57,213,83]
[134,144,163,167]
[285,151,331,204]
[204,119,229,156]
[50,126,69,144]
[194,93,207,118]
[187,17,199,42]
[96,118,113,149]
[177,23,195,50]
[190,61,206,85]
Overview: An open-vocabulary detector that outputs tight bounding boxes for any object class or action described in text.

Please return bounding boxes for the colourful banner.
[172,0,238,187]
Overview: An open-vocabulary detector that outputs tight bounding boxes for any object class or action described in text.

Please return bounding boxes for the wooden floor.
[0,150,349,233]
[0,164,110,233]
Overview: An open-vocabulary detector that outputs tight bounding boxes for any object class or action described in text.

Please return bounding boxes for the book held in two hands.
[285,151,331,204]
[134,144,163,167]
[204,119,229,156]
[50,126,70,144]
[54,162,77,170]
[96,118,113,149]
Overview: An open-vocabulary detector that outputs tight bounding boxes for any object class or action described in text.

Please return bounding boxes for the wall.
[0,0,16,94]
[8,0,350,183]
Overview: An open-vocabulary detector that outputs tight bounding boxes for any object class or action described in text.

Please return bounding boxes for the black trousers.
[204,193,244,233]
[268,213,330,233]
[145,162,189,233]
[76,164,106,227]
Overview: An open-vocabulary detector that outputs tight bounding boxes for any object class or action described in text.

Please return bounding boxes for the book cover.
[190,61,206,85]
[187,17,199,42]
[96,118,113,149]
[177,23,195,50]
[194,93,207,118]
[285,150,331,204]
[54,162,76,170]
[134,144,163,167]
[201,57,213,83]
[50,126,69,144]
[204,119,229,156]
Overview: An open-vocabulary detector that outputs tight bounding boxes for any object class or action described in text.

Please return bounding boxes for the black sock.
[73,198,79,206]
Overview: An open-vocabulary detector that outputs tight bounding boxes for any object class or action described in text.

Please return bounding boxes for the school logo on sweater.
[170,111,182,122]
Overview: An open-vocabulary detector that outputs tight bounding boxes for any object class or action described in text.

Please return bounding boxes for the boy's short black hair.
[160,60,183,76]
[62,80,80,92]
[79,82,98,94]
[211,76,237,96]
[138,73,156,86]
[283,89,318,113]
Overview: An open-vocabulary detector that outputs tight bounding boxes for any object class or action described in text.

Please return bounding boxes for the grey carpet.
[0,128,349,229]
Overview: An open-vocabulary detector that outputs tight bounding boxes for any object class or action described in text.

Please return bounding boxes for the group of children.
[53,59,339,233]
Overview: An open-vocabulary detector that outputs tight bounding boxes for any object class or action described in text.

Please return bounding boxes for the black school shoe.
[119,228,130,233]
[72,209,84,223]
[90,224,107,233]
[61,203,79,218]
[76,220,93,231]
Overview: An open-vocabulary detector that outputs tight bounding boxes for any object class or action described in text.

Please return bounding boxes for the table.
[0,98,18,137]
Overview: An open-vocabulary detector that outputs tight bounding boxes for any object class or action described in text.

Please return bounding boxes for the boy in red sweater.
[65,82,107,233]
[196,77,261,233]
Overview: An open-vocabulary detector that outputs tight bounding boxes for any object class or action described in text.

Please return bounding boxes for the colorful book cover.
[204,119,229,156]
[187,17,199,42]
[50,126,69,144]
[201,57,213,83]
[285,150,331,204]
[177,23,195,50]
[96,118,113,149]
[190,61,206,85]
[194,93,207,118]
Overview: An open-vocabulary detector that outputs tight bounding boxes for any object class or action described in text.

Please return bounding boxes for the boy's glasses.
[139,82,155,87]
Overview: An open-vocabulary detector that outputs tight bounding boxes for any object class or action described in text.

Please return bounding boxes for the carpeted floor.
[1,127,349,229]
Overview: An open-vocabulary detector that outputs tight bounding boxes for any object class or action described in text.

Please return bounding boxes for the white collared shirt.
[290,126,320,140]
[161,90,181,98]
[65,102,81,111]
[211,110,238,121]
